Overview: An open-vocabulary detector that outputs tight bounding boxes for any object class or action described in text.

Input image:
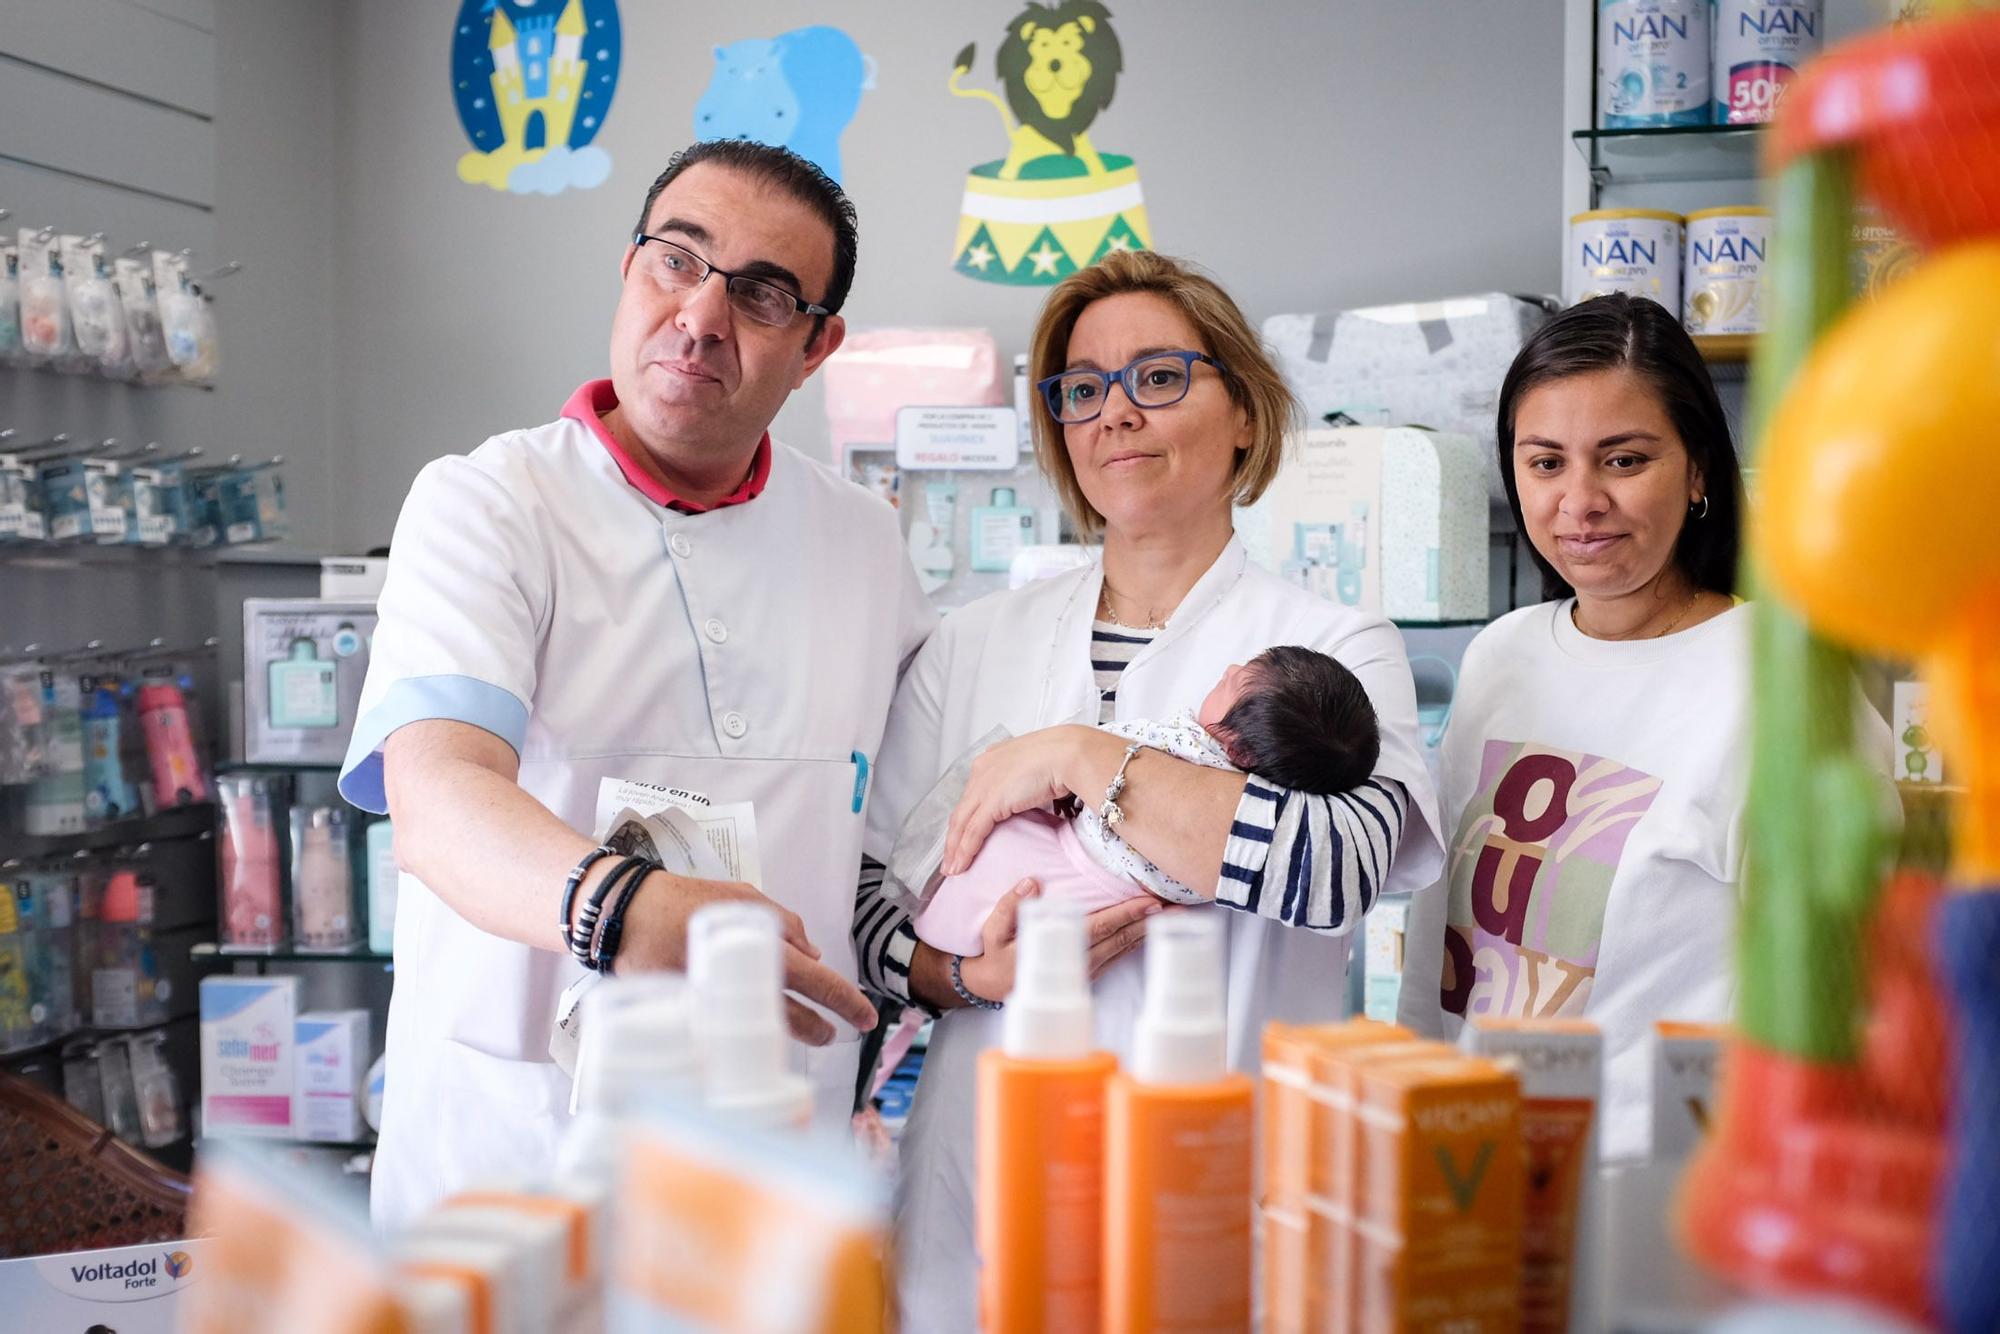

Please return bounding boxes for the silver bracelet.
[950,953,1003,1011]
[1098,740,1148,828]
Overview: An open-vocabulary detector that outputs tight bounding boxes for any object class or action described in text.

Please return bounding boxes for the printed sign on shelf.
[895,406,1021,471]
[0,1239,209,1334]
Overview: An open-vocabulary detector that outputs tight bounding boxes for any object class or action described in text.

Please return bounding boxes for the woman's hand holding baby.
[943,725,1125,875]
[950,878,1162,1006]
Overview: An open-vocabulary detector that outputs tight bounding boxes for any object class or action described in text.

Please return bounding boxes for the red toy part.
[1863,871,1954,1131]
[1769,10,2000,246]
[1680,1043,1945,1327]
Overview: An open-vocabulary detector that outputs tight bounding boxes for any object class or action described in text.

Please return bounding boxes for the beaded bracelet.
[950,953,1003,1011]
[559,845,617,956]
[570,855,646,966]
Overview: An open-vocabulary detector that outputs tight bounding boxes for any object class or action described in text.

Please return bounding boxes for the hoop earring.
[1690,495,1711,519]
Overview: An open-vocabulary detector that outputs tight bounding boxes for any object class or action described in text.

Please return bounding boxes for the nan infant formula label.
[1598,0,1711,127]
[1714,0,1824,124]
[1569,210,1684,311]
[1684,208,1771,336]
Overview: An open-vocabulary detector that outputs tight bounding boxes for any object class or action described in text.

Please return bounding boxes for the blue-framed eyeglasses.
[631,233,831,327]
[1036,350,1230,424]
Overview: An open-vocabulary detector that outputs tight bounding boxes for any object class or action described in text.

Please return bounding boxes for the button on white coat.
[703,618,728,644]
[668,533,692,559]
[721,711,748,739]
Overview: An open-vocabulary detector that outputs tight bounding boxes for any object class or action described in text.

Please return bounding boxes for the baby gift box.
[1264,294,1555,502]
[822,329,1008,455]
[1238,427,1489,623]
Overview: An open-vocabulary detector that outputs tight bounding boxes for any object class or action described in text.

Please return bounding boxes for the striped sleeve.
[1216,777,1408,935]
[853,856,925,1009]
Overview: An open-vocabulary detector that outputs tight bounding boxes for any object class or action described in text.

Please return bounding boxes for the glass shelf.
[192,942,392,966]
[0,542,328,570]
[1571,123,1766,187]
[213,761,343,775]
[1,801,214,861]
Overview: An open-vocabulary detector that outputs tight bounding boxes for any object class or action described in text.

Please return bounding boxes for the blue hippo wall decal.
[694,26,874,184]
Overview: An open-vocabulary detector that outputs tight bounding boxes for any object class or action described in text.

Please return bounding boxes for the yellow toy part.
[1756,241,2000,658]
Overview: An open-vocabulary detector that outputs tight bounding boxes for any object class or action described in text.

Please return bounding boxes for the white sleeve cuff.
[337,673,529,813]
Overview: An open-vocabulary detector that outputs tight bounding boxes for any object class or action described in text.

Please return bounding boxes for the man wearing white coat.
[339,141,933,1226]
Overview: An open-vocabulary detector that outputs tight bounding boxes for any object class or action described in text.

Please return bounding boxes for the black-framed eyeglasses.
[1036,350,1230,425]
[631,233,831,328]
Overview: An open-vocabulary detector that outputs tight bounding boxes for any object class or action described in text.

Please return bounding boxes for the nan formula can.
[1714,0,1825,124]
[1598,0,1711,128]
[1569,210,1684,311]
[1684,207,1771,335]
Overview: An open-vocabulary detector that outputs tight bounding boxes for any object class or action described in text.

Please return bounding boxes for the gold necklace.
[1098,583,1168,631]
[1573,589,1702,640]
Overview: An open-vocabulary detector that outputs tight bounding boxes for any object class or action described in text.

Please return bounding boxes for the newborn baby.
[915,645,1380,956]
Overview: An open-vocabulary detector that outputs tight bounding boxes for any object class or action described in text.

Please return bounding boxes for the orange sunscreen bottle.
[977,901,1119,1333]
[1103,912,1254,1333]
[1462,1017,1603,1334]
[1354,1055,1524,1333]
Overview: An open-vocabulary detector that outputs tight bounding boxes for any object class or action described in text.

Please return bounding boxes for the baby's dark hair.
[1214,645,1380,795]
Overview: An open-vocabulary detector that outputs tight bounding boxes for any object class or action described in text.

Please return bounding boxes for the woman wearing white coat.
[860,251,1445,1330]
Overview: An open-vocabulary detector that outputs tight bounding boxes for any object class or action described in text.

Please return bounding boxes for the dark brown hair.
[1215,645,1379,795]
[633,140,858,326]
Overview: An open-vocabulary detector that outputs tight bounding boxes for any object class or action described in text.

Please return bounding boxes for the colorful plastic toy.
[1678,8,2000,1331]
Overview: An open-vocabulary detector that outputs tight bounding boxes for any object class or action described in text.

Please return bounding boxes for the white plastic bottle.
[558,973,700,1182]
[687,903,814,1131]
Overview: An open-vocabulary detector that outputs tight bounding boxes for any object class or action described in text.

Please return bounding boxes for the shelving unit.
[0,801,214,862]
[1571,124,1765,189]
[191,942,391,969]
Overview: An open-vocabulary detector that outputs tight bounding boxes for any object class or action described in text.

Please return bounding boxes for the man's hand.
[613,869,878,1045]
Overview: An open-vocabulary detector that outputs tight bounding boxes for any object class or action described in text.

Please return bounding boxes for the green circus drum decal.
[947,3,1153,286]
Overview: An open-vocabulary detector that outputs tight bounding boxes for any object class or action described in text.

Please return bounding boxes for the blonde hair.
[1026,250,1299,539]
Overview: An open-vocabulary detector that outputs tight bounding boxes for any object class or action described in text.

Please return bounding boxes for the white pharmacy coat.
[864,536,1444,1331]
[341,401,934,1228]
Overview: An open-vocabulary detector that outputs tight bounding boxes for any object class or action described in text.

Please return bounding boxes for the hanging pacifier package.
[116,254,172,378]
[64,234,131,376]
[18,229,73,363]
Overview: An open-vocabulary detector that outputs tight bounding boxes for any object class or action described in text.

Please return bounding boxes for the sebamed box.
[296,1008,371,1142]
[200,974,299,1137]
[0,1239,209,1332]
[1237,427,1490,622]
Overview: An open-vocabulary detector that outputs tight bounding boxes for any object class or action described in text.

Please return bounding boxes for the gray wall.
[330,0,1567,546]
[1,0,338,658]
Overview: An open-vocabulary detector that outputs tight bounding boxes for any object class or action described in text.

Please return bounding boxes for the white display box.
[295,1008,372,1142]
[199,974,298,1138]
[1238,427,1490,622]
[0,1239,210,1333]
[319,556,388,600]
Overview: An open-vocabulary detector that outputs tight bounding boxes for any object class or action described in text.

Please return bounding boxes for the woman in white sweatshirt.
[1399,294,1884,1159]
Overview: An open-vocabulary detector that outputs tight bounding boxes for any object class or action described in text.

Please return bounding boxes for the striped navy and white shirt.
[851,631,1407,1005]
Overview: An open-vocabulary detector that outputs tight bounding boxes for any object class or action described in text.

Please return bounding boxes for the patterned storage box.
[1237,428,1489,623]
[1263,295,1556,502]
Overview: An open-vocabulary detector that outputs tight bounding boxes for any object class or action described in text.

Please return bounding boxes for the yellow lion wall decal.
[952,0,1122,179]
[948,1,1149,286]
